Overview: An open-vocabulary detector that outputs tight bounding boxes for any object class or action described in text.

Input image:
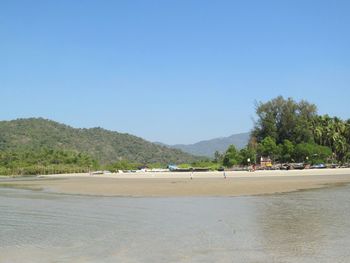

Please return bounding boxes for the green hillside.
[166,132,250,157]
[0,118,199,165]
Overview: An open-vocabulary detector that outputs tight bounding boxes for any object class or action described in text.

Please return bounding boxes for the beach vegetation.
[279,139,295,163]
[104,160,142,172]
[293,143,332,163]
[250,96,349,164]
[214,150,224,163]
[191,160,221,170]
[257,136,279,161]
[1,97,349,175]
[0,149,98,176]
[223,145,241,167]
[239,147,257,165]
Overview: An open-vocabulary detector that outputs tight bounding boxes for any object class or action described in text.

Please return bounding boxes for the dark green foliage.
[279,140,295,163]
[312,115,350,162]
[0,118,199,166]
[221,144,257,167]
[175,160,221,171]
[252,96,350,163]
[239,147,257,165]
[191,160,221,170]
[253,96,317,144]
[293,143,332,163]
[223,145,241,167]
[0,149,98,175]
[219,96,348,167]
[257,136,278,161]
[104,160,142,171]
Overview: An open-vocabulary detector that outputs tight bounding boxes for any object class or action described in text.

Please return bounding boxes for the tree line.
[1,96,349,175]
[219,96,350,167]
[0,149,98,176]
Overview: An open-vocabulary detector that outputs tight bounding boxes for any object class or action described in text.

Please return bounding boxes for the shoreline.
[3,167,350,179]
[1,168,350,197]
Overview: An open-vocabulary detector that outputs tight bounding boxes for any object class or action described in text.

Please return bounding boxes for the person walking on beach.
[224,171,226,179]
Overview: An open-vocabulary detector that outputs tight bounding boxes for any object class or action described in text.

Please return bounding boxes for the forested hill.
[0,118,199,164]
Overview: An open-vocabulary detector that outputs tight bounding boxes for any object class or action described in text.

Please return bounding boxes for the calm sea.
[0,184,350,263]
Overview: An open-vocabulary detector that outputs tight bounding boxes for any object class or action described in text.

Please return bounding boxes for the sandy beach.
[1,168,350,197]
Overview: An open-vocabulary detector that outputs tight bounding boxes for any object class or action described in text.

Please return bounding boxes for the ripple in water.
[0,185,350,263]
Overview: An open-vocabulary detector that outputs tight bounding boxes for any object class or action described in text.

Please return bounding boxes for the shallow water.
[0,185,350,263]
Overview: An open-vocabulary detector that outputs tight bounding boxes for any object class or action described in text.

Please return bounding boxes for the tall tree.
[312,115,349,162]
[253,96,317,144]
[257,136,278,161]
[223,145,241,167]
[280,139,295,162]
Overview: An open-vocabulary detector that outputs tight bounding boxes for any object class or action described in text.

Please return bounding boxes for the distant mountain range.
[0,118,200,164]
[156,132,250,157]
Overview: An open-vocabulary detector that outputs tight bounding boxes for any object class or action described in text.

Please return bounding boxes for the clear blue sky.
[1,0,349,144]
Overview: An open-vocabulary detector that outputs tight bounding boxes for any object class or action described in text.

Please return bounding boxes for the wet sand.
[1,169,350,197]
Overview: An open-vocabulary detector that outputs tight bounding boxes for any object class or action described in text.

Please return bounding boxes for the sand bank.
[1,169,350,197]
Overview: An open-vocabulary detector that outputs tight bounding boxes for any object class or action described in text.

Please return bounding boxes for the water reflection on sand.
[0,185,350,263]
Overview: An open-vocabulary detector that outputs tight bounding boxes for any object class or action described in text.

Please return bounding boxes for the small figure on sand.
[190,171,193,180]
[248,164,256,172]
[224,171,226,179]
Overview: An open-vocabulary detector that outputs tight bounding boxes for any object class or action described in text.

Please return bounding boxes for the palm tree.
[312,116,323,145]
[334,137,347,162]
[312,115,349,162]
[345,119,350,145]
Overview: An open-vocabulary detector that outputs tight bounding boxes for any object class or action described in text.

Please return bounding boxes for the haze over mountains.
[157,132,251,157]
[0,118,199,164]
